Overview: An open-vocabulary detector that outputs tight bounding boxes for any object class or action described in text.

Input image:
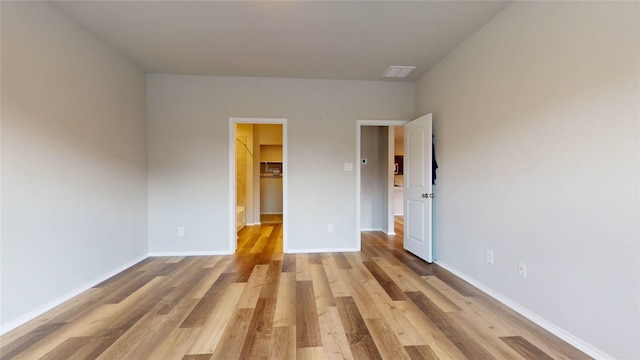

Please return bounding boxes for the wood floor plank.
[273,272,297,327]
[104,273,158,304]
[371,258,421,291]
[356,278,427,346]
[225,253,257,282]
[363,260,407,301]
[258,260,282,299]
[308,253,324,265]
[335,297,382,360]
[365,318,412,360]
[333,253,353,270]
[187,257,231,299]
[404,345,440,360]
[147,326,201,360]
[317,307,354,360]
[39,336,87,360]
[269,326,296,360]
[395,300,470,359]
[310,264,336,309]
[344,268,383,320]
[157,267,210,315]
[282,253,296,272]
[186,283,246,354]
[236,263,269,309]
[43,288,106,326]
[209,308,254,359]
[296,254,313,281]
[182,354,212,360]
[428,266,480,298]
[296,281,323,348]
[322,256,352,298]
[296,347,325,360]
[180,272,235,328]
[501,336,555,360]
[238,297,277,359]
[406,291,496,359]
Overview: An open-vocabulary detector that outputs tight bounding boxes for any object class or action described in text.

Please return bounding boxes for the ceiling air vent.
[383,66,416,78]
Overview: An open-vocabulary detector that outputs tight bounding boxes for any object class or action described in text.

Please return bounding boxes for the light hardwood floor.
[0,217,590,359]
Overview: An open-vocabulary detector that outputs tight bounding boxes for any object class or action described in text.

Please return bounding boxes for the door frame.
[229,117,288,253]
[356,120,409,249]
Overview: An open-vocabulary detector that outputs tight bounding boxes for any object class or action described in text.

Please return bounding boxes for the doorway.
[356,115,434,262]
[356,120,408,248]
[229,118,288,253]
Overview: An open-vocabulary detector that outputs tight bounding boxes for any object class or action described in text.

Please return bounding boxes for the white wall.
[1,2,147,329]
[416,2,639,358]
[147,75,414,253]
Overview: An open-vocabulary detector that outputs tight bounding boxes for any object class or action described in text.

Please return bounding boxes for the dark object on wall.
[394,156,404,175]
[432,138,438,185]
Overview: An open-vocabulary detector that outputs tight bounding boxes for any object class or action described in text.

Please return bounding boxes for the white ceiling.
[52,1,511,82]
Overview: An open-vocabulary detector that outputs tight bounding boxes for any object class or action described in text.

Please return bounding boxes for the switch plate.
[178,227,185,237]
[328,224,334,232]
[518,262,527,278]
[486,250,494,264]
[344,162,353,171]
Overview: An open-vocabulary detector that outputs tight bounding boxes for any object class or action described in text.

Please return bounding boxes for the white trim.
[387,232,396,236]
[360,228,383,232]
[0,254,147,335]
[229,117,288,254]
[356,120,409,250]
[387,127,395,234]
[435,261,614,360]
[148,251,231,257]
[286,247,360,254]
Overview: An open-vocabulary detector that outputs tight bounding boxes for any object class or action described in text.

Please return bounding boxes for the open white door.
[403,114,433,262]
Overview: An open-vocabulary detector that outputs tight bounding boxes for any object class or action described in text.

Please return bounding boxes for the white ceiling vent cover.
[383,66,416,78]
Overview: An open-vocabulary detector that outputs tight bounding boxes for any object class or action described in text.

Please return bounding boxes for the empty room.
[1,1,638,359]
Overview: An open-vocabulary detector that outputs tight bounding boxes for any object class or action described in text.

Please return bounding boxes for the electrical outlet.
[328,224,334,233]
[518,262,527,278]
[178,227,185,237]
[486,250,494,264]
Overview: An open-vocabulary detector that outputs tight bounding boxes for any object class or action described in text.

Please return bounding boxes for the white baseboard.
[360,228,382,232]
[434,261,613,360]
[0,254,148,335]
[386,231,396,236]
[148,251,231,257]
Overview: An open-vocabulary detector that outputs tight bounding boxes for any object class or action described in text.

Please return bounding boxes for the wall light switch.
[344,162,353,171]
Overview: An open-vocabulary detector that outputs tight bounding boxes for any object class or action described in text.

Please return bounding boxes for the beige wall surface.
[147,75,414,253]
[1,2,148,328]
[416,2,640,358]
